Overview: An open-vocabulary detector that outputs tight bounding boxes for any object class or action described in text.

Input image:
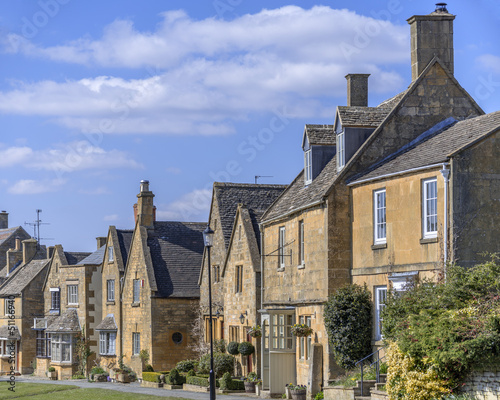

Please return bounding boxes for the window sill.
[420,237,438,244]
[68,304,79,308]
[297,264,305,270]
[132,303,140,307]
[49,310,60,315]
[371,243,387,250]
[100,353,116,357]
[106,301,115,305]
[277,267,285,272]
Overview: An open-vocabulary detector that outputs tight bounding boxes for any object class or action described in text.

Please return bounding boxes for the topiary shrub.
[187,369,196,377]
[219,372,232,390]
[198,352,234,377]
[167,368,185,385]
[142,372,163,382]
[324,284,372,369]
[176,359,198,372]
[186,375,219,387]
[238,342,255,356]
[227,341,239,355]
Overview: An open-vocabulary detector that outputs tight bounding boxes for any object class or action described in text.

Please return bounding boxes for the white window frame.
[50,288,60,311]
[51,333,72,363]
[375,286,387,340]
[67,284,78,305]
[107,279,115,302]
[337,130,345,170]
[36,330,51,358]
[298,221,305,266]
[132,332,140,355]
[423,178,438,238]
[271,313,294,351]
[133,279,141,303]
[108,246,114,262]
[278,226,286,268]
[374,189,387,244]
[99,331,116,355]
[304,150,312,184]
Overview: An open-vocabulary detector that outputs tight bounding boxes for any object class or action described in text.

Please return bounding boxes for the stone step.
[355,396,372,400]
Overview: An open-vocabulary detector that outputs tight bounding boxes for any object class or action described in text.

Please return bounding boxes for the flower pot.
[256,384,262,396]
[47,371,57,380]
[244,381,256,393]
[291,389,307,400]
[117,373,130,383]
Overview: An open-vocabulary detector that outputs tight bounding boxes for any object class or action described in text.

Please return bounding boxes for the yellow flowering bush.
[386,341,450,400]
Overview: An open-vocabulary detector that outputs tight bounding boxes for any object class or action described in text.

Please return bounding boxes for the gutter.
[347,163,448,187]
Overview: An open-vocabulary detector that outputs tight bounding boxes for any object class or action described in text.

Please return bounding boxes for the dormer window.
[304,150,312,185]
[337,129,345,170]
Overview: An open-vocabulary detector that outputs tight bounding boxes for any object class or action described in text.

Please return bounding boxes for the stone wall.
[463,368,500,400]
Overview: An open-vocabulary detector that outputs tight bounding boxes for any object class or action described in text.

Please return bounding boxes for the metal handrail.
[354,347,386,397]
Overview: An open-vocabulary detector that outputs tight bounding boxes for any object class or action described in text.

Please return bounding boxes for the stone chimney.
[96,237,107,249]
[407,3,455,81]
[136,180,155,229]
[47,246,55,260]
[345,74,370,107]
[0,211,8,229]
[22,238,38,264]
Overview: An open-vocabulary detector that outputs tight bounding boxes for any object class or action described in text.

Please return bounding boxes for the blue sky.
[0,0,499,251]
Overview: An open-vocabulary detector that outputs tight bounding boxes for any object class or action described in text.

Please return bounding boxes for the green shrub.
[72,374,86,379]
[143,364,154,372]
[227,341,239,355]
[187,369,196,377]
[314,391,324,400]
[198,352,234,377]
[176,359,198,372]
[167,368,186,385]
[238,341,255,356]
[219,372,232,390]
[324,284,372,369]
[186,375,220,387]
[91,366,106,375]
[48,367,56,372]
[214,339,226,353]
[142,372,164,383]
[245,371,258,381]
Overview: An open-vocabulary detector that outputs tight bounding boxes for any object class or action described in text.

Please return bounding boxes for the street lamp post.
[203,225,216,400]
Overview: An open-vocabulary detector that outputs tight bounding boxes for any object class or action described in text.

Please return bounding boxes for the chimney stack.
[345,74,370,107]
[22,238,38,264]
[47,246,55,260]
[96,237,107,249]
[407,3,455,81]
[136,180,155,229]
[0,211,8,229]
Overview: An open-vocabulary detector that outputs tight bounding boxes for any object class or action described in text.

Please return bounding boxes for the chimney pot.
[140,180,150,193]
[136,181,155,229]
[345,74,370,107]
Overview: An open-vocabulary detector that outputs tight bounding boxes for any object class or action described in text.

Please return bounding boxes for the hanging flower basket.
[290,323,313,337]
[247,325,262,338]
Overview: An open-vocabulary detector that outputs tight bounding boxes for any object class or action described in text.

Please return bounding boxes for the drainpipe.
[440,164,450,279]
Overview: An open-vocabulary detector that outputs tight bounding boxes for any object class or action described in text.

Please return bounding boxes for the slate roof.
[262,155,338,222]
[0,325,21,340]
[95,314,117,331]
[0,227,22,247]
[305,124,335,145]
[215,183,288,249]
[147,221,206,298]
[350,111,500,184]
[79,246,105,265]
[0,259,50,296]
[116,229,133,269]
[377,90,407,109]
[46,308,81,333]
[337,106,392,127]
[64,252,91,265]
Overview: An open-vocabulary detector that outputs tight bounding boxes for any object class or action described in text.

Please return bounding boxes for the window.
[299,316,312,360]
[278,226,286,268]
[304,150,312,184]
[272,313,293,350]
[337,130,345,169]
[132,332,140,355]
[298,221,305,266]
[67,285,78,305]
[374,189,387,244]
[108,246,114,262]
[213,266,220,283]
[172,332,183,344]
[423,178,438,238]
[235,265,243,293]
[229,326,240,342]
[133,279,140,303]
[99,331,116,355]
[375,286,387,340]
[107,280,115,302]
[238,225,242,241]
[50,288,60,311]
[51,334,72,362]
[0,340,16,356]
[36,331,51,357]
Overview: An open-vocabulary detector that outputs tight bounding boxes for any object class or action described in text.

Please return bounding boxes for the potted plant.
[91,366,108,382]
[290,323,313,337]
[247,325,262,338]
[47,366,57,380]
[244,372,258,393]
[288,384,307,400]
[255,378,262,396]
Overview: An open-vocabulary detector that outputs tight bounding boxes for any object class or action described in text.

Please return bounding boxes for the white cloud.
[104,214,119,221]
[0,6,408,135]
[477,54,500,74]
[156,189,211,221]
[0,141,142,172]
[8,178,66,195]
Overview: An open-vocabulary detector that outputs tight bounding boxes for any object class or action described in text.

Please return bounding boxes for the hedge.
[142,372,165,383]
[219,374,244,390]
[186,375,220,387]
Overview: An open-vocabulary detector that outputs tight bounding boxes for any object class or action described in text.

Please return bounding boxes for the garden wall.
[463,368,500,400]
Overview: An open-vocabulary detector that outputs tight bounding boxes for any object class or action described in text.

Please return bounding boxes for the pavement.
[1,375,259,399]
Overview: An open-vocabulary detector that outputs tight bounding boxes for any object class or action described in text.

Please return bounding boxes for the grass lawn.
[0,382,189,399]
